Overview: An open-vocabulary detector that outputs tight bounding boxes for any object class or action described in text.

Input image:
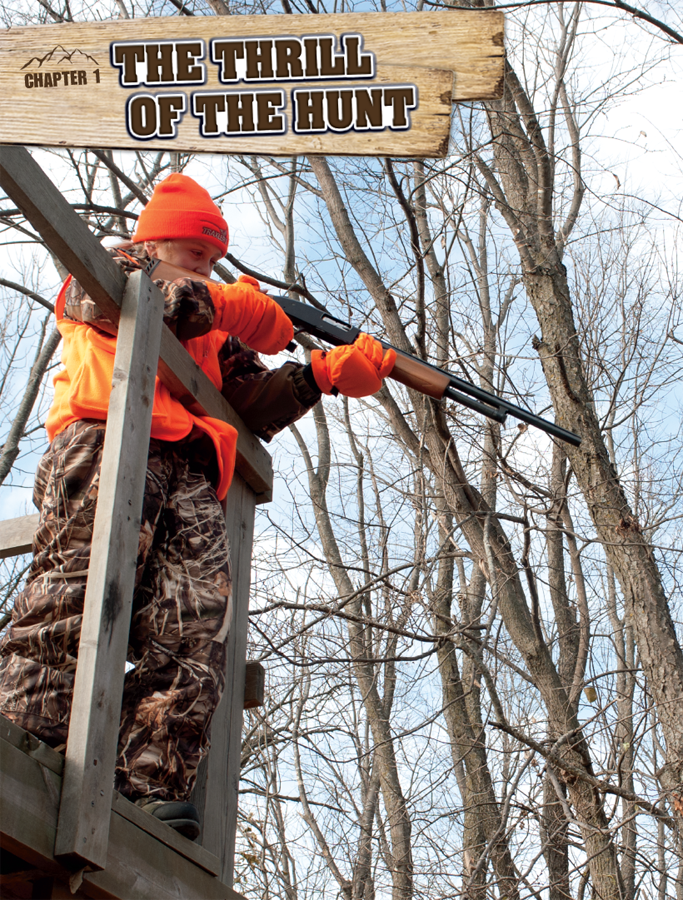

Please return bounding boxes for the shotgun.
[145,257,581,447]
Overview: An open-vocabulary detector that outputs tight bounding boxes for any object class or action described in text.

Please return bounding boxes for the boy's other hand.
[311,334,396,398]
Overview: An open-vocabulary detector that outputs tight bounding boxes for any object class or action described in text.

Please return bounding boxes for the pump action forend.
[145,257,581,447]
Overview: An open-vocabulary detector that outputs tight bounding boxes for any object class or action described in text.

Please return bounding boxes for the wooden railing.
[0,144,271,886]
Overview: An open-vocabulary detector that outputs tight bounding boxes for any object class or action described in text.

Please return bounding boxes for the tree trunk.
[542,770,570,900]
[431,517,520,899]
[482,55,683,811]
[291,405,414,900]
[525,262,683,803]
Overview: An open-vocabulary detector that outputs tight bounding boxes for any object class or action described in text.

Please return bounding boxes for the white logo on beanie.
[202,225,227,242]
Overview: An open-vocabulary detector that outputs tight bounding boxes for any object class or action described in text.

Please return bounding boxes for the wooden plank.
[0,145,273,498]
[0,729,246,899]
[110,792,221,877]
[191,474,256,886]
[83,810,240,900]
[0,146,127,321]
[2,65,454,159]
[0,12,504,98]
[54,271,164,869]
[0,12,504,158]
[0,715,220,880]
[0,714,64,777]
[0,514,39,560]
[0,737,62,871]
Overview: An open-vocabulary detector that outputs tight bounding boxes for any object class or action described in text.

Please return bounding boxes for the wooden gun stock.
[388,351,450,400]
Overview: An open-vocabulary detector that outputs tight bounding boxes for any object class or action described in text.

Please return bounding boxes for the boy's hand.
[206,276,293,354]
[311,333,396,398]
[236,273,265,291]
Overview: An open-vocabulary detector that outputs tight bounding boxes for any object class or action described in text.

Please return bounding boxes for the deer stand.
[0,145,269,899]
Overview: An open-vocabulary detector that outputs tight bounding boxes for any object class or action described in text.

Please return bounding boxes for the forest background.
[1,0,682,897]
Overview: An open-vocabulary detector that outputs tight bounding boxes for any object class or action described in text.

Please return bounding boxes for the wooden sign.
[0,12,504,158]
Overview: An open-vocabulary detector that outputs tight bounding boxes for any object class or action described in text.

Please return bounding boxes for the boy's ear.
[144,240,158,258]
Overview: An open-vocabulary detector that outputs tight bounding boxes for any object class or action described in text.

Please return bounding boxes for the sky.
[1,2,682,524]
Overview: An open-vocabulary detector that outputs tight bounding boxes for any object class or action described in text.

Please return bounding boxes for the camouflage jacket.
[62,246,321,442]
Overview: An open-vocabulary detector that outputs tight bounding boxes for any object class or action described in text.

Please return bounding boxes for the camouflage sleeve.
[218,337,321,442]
[63,247,216,341]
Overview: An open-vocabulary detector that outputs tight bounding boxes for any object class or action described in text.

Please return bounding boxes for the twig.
[491,720,673,825]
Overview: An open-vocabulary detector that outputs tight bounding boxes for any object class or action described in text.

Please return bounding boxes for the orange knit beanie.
[133,173,229,256]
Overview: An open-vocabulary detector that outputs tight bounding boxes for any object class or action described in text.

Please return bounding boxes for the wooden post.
[191,473,257,886]
[53,271,164,869]
[0,514,39,560]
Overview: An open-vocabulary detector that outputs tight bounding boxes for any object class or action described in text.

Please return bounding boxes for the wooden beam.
[0,719,245,899]
[0,145,127,320]
[157,329,272,499]
[0,735,62,871]
[110,792,220,876]
[54,271,164,869]
[191,474,256,887]
[0,714,64,777]
[0,514,39,560]
[0,145,273,499]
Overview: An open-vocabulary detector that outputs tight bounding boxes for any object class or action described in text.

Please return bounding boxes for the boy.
[0,173,395,838]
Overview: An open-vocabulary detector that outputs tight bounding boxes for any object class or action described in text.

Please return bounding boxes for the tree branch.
[492,721,673,825]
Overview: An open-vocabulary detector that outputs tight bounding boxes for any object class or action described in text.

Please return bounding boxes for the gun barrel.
[443,385,507,423]
[445,374,581,447]
[380,341,580,445]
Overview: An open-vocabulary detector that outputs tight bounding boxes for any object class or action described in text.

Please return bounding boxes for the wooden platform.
[0,716,246,898]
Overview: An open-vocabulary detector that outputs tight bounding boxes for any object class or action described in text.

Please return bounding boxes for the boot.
[136,799,201,841]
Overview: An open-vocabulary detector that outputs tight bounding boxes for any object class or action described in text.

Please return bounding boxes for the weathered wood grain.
[110,792,221,877]
[3,64,453,159]
[0,736,62,869]
[0,145,273,497]
[191,474,256,886]
[0,12,504,97]
[0,513,39,560]
[0,11,504,157]
[54,271,164,869]
[0,714,64,776]
[0,719,246,899]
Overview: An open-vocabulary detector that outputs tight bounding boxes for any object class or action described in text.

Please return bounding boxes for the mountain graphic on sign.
[22,46,100,69]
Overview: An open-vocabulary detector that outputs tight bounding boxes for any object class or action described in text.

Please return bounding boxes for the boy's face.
[145,238,222,278]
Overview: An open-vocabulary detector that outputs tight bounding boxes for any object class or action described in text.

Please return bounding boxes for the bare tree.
[2,2,683,898]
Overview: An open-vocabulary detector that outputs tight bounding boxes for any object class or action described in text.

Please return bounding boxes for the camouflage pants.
[0,420,232,802]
